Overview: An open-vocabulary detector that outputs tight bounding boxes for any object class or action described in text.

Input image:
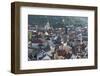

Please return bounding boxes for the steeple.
[45,21,51,30]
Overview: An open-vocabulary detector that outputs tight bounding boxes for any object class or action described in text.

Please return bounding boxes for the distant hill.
[28,15,88,28]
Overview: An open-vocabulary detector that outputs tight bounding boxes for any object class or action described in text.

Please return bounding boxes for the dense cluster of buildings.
[28,22,88,61]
